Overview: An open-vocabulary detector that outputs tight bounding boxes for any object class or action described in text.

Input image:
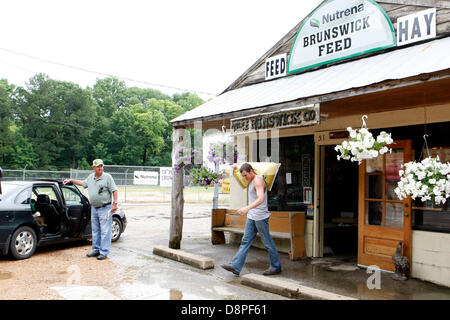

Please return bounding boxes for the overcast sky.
[0,0,323,99]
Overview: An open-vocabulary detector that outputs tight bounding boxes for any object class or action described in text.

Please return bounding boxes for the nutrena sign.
[288,0,396,74]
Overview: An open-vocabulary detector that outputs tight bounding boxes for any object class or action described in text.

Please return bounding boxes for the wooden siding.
[225,0,450,93]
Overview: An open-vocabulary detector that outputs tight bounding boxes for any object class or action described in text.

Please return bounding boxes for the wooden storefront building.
[171,0,450,287]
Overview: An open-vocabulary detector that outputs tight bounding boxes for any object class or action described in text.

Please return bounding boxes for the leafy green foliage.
[0,75,204,169]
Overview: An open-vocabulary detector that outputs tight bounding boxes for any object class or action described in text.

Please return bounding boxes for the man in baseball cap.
[92,159,104,167]
[63,159,118,260]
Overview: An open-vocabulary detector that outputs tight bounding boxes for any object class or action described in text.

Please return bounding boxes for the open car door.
[60,185,90,237]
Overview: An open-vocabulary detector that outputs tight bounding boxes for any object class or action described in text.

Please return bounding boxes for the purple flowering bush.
[207,141,237,165]
[173,146,201,173]
[174,141,237,187]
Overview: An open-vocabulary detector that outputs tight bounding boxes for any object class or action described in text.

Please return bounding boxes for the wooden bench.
[211,209,306,260]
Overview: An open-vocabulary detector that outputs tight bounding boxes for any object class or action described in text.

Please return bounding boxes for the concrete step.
[152,245,214,270]
[241,273,357,300]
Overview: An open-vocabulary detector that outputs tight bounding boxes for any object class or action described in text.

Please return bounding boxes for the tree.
[124,86,171,107]
[1,74,206,169]
[104,106,142,165]
[172,92,205,113]
[13,74,94,169]
[145,97,203,167]
[132,104,167,165]
[0,79,14,164]
[3,125,38,169]
[92,77,127,117]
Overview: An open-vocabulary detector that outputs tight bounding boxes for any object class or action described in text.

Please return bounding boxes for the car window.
[14,187,32,205]
[0,183,28,202]
[62,187,83,206]
[32,186,59,203]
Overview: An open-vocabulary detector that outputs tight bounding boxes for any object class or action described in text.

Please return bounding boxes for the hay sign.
[397,8,436,46]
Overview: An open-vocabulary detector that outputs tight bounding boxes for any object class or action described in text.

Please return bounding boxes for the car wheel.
[10,226,37,260]
[111,217,122,242]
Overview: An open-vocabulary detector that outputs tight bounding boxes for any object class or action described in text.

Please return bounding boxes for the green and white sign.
[288,0,396,74]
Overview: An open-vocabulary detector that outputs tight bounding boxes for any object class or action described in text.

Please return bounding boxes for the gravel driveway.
[0,241,121,300]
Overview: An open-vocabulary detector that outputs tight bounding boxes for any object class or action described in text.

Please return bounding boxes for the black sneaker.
[221,264,240,276]
[86,251,100,258]
[97,254,107,260]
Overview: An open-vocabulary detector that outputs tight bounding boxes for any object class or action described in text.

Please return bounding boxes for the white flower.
[395,156,450,205]
[435,195,444,205]
[433,186,440,195]
[335,127,394,164]
[418,172,426,180]
[359,128,369,135]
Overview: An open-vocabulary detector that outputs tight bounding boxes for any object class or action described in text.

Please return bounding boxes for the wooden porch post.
[169,127,185,249]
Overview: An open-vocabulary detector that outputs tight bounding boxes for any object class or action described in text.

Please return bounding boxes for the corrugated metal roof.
[172,37,450,124]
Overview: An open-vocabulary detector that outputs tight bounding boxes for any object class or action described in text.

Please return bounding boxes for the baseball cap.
[92,159,104,167]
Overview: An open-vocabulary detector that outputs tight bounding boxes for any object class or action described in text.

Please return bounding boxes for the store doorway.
[323,146,359,257]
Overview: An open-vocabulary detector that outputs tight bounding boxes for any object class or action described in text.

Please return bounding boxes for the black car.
[0,180,127,260]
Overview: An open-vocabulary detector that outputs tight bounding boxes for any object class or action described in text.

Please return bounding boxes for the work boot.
[86,251,100,258]
[221,264,239,276]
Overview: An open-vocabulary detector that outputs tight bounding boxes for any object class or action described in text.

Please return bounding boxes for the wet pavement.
[105,203,450,300]
[107,204,289,300]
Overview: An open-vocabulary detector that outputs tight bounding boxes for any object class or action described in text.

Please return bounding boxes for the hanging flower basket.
[394,156,450,205]
[173,139,237,188]
[357,149,378,160]
[186,166,221,187]
[334,126,394,164]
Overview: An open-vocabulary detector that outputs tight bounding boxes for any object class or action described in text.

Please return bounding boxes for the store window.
[371,122,450,233]
[412,146,450,232]
[253,135,314,215]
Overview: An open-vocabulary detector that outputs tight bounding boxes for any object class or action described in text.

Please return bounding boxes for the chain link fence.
[0,166,229,205]
[1,169,72,181]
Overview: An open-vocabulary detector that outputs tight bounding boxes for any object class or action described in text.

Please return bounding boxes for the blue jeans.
[231,218,281,273]
[91,205,112,256]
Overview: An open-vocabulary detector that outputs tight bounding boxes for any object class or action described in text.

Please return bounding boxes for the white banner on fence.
[159,167,173,187]
[133,171,158,185]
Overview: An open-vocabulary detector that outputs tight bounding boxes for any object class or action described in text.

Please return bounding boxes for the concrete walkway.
[108,204,450,300]
[149,240,450,300]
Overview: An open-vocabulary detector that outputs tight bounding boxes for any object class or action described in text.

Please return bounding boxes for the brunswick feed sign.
[231,104,319,134]
[288,0,396,73]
